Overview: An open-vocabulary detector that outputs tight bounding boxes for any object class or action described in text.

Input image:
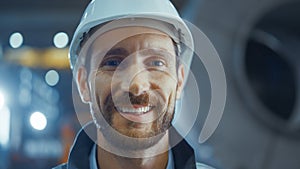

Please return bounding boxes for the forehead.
[90,26,175,54]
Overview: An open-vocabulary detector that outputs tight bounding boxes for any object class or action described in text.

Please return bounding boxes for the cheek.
[92,74,113,104]
[150,72,178,94]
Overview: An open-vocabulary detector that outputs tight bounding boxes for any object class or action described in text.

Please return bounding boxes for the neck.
[96,132,170,169]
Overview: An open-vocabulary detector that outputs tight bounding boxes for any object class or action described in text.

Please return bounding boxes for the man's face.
[78,27,184,149]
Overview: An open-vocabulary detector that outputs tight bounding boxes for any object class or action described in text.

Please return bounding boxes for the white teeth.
[117,106,151,114]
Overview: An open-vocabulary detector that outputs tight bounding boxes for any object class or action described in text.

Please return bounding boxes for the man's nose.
[119,64,150,96]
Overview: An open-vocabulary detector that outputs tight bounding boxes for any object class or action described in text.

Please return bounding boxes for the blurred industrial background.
[0,0,300,169]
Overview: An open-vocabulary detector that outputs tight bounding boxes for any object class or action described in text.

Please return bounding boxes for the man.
[54,0,214,168]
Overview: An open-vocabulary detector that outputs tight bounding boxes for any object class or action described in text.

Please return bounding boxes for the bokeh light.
[53,32,69,48]
[9,32,24,48]
[30,112,47,131]
[45,70,59,86]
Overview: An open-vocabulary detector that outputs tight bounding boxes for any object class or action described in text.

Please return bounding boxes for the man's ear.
[176,64,185,99]
[77,66,91,103]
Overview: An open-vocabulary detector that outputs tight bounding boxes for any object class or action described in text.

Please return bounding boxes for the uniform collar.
[67,122,196,169]
[89,144,175,169]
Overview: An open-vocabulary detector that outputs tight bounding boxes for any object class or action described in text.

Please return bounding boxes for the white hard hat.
[69,0,194,75]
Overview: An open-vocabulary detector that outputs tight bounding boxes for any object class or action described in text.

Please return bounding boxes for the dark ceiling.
[0,0,186,48]
[0,0,90,48]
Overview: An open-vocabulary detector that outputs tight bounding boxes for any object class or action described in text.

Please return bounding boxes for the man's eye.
[149,60,165,67]
[103,60,121,66]
[102,59,122,67]
[99,58,123,71]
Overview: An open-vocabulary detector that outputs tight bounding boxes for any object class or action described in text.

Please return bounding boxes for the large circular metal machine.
[235,1,300,138]
[186,0,300,168]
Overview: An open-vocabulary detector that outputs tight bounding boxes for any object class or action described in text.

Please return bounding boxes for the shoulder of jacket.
[52,163,67,169]
[196,162,216,169]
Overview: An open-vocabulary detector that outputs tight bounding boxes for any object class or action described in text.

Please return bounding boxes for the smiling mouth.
[114,105,156,123]
[115,105,153,115]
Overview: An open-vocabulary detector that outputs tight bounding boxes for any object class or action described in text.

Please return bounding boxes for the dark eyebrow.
[105,47,129,56]
[141,48,175,59]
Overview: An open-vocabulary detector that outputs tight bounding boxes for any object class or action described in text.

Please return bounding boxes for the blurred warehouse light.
[9,32,24,48]
[53,32,69,48]
[0,106,11,148]
[30,111,47,131]
[45,70,60,86]
[0,91,4,109]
